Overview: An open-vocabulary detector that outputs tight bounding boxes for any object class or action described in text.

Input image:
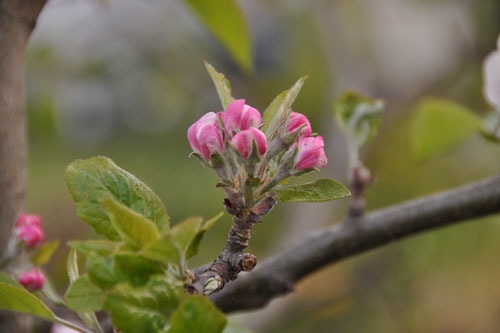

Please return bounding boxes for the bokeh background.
[26,0,500,332]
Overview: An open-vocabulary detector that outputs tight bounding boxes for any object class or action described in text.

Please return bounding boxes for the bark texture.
[212,174,500,312]
[0,1,47,331]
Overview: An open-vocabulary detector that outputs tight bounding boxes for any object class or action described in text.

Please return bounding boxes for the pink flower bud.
[187,112,224,160]
[483,35,500,108]
[286,112,312,137]
[15,215,45,248]
[294,136,327,171]
[222,99,262,135]
[18,269,45,291]
[230,128,268,159]
[15,214,42,228]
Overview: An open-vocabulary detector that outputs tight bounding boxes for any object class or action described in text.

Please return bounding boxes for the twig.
[211,174,500,312]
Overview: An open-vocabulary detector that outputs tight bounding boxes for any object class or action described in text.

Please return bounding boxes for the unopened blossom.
[187,112,224,161]
[293,136,327,171]
[15,214,44,248]
[18,269,45,291]
[15,214,42,228]
[483,34,500,108]
[222,99,262,136]
[230,127,268,159]
[286,112,312,138]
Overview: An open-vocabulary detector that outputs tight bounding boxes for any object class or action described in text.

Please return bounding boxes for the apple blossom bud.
[222,99,262,136]
[18,269,45,291]
[15,214,42,228]
[187,112,224,161]
[483,35,500,108]
[294,136,327,171]
[286,112,312,137]
[15,215,45,248]
[230,128,268,159]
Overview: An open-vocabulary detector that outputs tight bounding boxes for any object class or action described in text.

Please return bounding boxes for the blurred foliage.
[411,97,480,159]
[22,0,500,332]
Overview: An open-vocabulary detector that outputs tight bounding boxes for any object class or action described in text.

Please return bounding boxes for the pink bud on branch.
[286,112,312,138]
[15,214,45,248]
[230,128,268,159]
[294,136,327,171]
[222,99,262,136]
[18,269,45,291]
[187,112,224,161]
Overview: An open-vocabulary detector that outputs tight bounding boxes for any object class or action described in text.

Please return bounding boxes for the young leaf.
[140,235,180,265]
[104,279,183,333]
[262,77,307,138]
[101,198,160,250]
[0,281,57,321]
[31,240,59,266]
[205,62,234,109]
[333,91,384,148]
[411,97,480,159]
[77,312,104,333]
[67,248,79,284]
[114,253,164,286]
[169,295,227,333]
[275,179,350,202]
[65,156,169,240]
[86,255,123,290]
[169,217,203,262]
[68,240,122,257]
[185,0,252,72]
[186,212,223,259]
[65,275,105,312]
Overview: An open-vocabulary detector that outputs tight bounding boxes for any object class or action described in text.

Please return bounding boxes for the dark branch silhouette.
[211,174,500,312]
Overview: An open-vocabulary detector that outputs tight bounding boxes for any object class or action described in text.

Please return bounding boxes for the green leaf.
[140,235,180,265]
[411,97,480,159]
[101,198,160,249]
[275,179,350,202]
[65,275,105,312]
[65,156,169,240]
[31,240,59,266]
[262,77,307,138]
[114,253,164,286]
[67,248,79,284]
[0,273,21,287]
[68,240,122,257]
[0,281,56,320]
[169,295,227,333]
[186,0,252,72]
[86,255,123,290]
[104,278,183,333]
[186,212,223,259]
[77,312,104,333]
[205,62,234,109]
[333,91,384,148]
[170,217,203,263]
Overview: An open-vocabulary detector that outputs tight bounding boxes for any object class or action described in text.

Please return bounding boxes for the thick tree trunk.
[0,1,47,331]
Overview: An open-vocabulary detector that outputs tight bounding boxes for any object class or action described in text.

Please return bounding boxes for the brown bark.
[0,0,48,331]
[212,174,500,312]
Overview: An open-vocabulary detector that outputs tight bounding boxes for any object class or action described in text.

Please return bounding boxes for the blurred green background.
[25,0,500,332]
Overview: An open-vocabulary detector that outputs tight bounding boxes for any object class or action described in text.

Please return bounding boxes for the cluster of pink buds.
[15,214,45,248]
[10,214,47,291]
[188,99,327,214]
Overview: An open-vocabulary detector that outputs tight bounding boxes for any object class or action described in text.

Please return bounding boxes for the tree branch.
[211,174,500,312]
[0,1,48,331]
